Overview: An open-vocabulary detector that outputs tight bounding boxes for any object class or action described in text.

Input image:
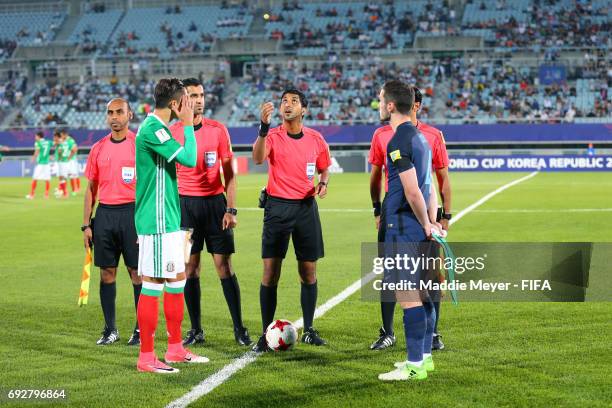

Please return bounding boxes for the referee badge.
[306,162,316,180]
[205,151,217,167]
[121,167,135,183]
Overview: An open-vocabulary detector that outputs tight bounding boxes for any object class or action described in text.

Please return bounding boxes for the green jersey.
[59,138,75,163]
[135,114,186,235]
[66,136,77,162]
[35,139,51,164]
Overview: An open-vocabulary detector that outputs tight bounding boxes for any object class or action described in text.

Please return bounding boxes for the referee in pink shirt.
[252,89,331,352]
[169,78,251,347]
[83,98,141,347]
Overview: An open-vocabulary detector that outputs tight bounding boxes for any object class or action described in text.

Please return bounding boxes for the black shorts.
[180,194,235,255]
[92,202,139,269]
[262,196,324,261]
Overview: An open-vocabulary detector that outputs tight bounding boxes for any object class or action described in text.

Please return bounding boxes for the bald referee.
[251,89,331,352]
[83,98,141,346]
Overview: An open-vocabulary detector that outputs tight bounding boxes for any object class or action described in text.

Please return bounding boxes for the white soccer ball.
[265,319,298,351]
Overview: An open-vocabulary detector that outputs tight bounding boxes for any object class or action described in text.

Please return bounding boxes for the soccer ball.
[265,319,298,351]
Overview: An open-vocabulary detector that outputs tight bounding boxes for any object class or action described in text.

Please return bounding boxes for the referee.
[83,98,141,346]
[169,78,251,347]
[251,89,331,352]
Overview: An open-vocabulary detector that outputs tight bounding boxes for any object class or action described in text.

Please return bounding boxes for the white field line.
[166,171,539,408]
[472,208,612,213]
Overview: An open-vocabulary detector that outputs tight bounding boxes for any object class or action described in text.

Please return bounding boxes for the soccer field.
[1,172,611,408]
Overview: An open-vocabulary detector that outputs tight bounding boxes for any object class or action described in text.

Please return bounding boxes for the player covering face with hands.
[252,89,331,352]
[134,78,209,373]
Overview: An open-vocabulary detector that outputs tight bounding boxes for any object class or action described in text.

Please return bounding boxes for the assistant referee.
[83,98,141,346]
[251,89,331,352]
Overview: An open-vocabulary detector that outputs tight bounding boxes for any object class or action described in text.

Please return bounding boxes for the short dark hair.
[281,88,308,108]
[154,78,185,109]
[182,77,203,88]
[382,80,414,115]
[413,86,423,104]
[35,131,44,138]
[53,129,61,137]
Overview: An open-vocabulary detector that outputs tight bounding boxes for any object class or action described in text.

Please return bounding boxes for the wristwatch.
[442,213,452,221]
[81,224,91,231]
[226,208,238,216]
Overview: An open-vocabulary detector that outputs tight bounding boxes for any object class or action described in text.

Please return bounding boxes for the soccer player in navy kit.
[375,81,442,381]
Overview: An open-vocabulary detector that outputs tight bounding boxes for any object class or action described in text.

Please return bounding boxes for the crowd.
[444,54,610,123]
[229,55,437,125]
[462,0,610,48]
[15,74,225,128]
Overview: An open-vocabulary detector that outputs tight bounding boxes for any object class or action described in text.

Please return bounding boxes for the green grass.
[0,172,611,408]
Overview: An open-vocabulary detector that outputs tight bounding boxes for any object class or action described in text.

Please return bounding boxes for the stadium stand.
[461,0,610,48]
[0,0,608,129]
[68,9,124,55]
[0,11,66,46]
[228,56,437,126]
[0,71,28,125]
[104,4,253,56]
[18,75,226,130]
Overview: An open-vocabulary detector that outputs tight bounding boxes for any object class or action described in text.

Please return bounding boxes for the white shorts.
[138,230,192,279]
[33,164,51,181]
[68,160,79,177]
[58,162,70,178]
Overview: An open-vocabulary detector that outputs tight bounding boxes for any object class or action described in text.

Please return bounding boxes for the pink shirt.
[260,125,331,199]
[85,131,136,204]
[171,118,233,196]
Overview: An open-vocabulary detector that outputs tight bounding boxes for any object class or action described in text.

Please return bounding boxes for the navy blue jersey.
[384,121,432,215]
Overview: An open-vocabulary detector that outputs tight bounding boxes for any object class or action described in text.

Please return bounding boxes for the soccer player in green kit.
[26,131,52,199]
[134,78,209,373]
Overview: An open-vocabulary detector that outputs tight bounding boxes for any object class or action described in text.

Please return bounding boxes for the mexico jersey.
[66,136,78,162]
[385,122,432,215]
[135,114,187,235]
[35,139,51,164]
[260,125,331,200]
[85,131,136,205]
[171,118,233,196]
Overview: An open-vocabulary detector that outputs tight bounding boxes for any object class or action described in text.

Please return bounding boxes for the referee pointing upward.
[83,98,141,346]
[252,89,331,352]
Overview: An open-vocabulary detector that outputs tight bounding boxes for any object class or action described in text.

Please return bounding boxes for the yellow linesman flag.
[78,248,92,306]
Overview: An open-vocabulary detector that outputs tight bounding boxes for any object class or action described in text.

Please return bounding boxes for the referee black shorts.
[262,195,324,262]
[92,202,138,269]
[180,194,235,255]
